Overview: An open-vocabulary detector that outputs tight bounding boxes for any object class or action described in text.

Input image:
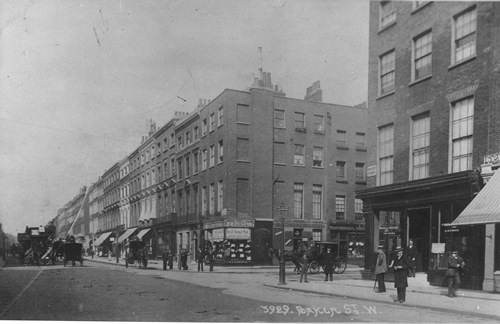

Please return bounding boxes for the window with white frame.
[177,136,183,150]
[185,131,191,145]
[171,158,176,176]
[185,155,190,177]
[313,147,323,167]
[335,196,346,220]
[412,114,430,180]
[218,140,223,163]
[194,126,199,140]
[218,106,224,127]
[355,163,366,182]
[379,124,394,185]
[217,180,223,212]
[451,97,474,172]
[312,229,322,242]
[274,109,285,128]
[177,159,183,180]
[294,144,305,166]
[312,185,323,219]
[209,183,215,215]
[209,113,215,132]
[293,183,304,219]
[337,130,347,146]
[453,7,476,64]
[202,119,207,136]
[202,149,207,171]
[336,161,346,178]
[164,162,168,178]
[380,50,395,95]
[193,151,199,174]
[413,31,432,80]
[209,145,215,167]
[313,115,324,132]
[380,1,396,29]
[355,198,363,214]
[202,186,207,215]
[170,133,175,147]
[294,112,305,129]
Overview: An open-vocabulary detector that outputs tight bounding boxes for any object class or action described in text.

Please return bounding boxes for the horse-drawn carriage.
[284,242,347,274]
[125,240,147,269]
[63,242,84,267]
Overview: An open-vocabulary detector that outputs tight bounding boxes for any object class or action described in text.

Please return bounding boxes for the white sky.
[0,0,369,235]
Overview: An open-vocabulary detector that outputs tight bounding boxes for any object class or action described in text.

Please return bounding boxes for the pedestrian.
[181,249,188,270]
[446,250,465,298]
[197,247,204,272]
[322,246,335,282]
[162,248,169,271]
[141,244,149,269]
[299,252,309,283]
[405,239,417,277]
[168,249,174,270]
[389,246,409,303]
[207,248,215,271]
[374,245,387,293]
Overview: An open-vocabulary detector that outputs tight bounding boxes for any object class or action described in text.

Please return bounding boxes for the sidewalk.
[88,256,500,321]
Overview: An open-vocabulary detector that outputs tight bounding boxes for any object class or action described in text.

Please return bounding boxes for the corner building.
[357,1,500,291]
[168,74,367,265]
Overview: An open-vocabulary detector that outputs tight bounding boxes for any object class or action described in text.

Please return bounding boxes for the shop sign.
[226,228,251,240]
[367,165,377,177]
[204,221,224,230]
[212,229,224,241]
[442,224,472,236]
[224,219,254,228]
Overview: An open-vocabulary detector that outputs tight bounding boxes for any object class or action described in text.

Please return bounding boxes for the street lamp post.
[275,201,289,285]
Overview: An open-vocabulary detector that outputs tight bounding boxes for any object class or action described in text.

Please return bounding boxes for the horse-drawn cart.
[63,242,84,267]
[126,240,147,269]
[284,242,347,275]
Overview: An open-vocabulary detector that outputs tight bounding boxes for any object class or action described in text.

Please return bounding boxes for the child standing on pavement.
[299,252,309,283]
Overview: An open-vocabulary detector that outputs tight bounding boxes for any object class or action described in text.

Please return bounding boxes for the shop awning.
[137,228,151,240]
[117,227,137,244]
[449,170,500,226]
[93,231,112,246]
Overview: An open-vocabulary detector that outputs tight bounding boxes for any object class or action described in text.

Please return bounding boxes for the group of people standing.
[298,246,336,283]
[374,240,465,303]
[160,246,215,272]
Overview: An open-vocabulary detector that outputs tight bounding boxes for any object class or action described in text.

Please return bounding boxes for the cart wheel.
[334,257,347,274]
[309,261,321,274]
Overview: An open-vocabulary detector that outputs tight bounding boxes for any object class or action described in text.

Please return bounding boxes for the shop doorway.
[407,208,431,272]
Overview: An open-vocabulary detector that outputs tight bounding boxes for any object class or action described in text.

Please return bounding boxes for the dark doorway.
[407,208,431,272]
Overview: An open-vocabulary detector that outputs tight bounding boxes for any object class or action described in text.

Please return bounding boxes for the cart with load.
[17,225,57,266]
[63,242,84,267]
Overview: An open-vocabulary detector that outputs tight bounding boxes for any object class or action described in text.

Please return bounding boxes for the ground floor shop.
[203,219,274,265]
[329,223,365,266]
[357,171,487,290]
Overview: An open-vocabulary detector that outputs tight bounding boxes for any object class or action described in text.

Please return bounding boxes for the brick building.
[357,1,500,291]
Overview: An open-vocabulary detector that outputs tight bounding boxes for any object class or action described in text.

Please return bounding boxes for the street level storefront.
[203,219,273,265]
[356,171,485,290]
[329,222,365,266]
[445,160,500,292]
[93,231,113,256]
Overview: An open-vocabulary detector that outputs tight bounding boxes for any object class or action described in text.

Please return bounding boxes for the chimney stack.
[304,81,322,102]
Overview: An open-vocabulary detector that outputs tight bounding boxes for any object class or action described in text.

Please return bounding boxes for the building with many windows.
[357,1,500,291]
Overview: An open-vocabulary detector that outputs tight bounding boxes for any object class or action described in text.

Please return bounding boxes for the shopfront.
[204,219,257,265]
[357,171,484,289]
[329,223,365,265]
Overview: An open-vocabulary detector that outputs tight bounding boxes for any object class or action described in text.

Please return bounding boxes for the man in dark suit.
[405,239,417,277]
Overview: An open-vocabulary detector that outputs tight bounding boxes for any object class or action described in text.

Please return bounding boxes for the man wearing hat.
[389,246,409,303]
[374,245,387,293]
[446,249,465,298]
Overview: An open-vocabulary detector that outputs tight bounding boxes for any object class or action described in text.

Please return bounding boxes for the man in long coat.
[322,246,335,282]
[374,245,387,293]
[389,246,409,303]
[405,239,417,277]
[447,250,465,297]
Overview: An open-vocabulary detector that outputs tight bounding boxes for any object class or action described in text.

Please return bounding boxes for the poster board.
[431,243,445,254]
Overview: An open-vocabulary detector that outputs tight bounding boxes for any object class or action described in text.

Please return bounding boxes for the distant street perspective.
[1,1,500,323]
[1,256,499,322]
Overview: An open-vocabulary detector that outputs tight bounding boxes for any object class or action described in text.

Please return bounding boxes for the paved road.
[2,257,496,323]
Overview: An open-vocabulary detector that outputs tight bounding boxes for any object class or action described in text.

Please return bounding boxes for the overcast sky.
[0,0,369,235]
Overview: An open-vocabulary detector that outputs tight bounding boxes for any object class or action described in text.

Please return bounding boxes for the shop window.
[348,235,365,259]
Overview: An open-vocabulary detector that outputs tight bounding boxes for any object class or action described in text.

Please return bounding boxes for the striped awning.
[450,170,500,226]
[117,227,137,244]
[93,231,112,246]
[137,228,151,240]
